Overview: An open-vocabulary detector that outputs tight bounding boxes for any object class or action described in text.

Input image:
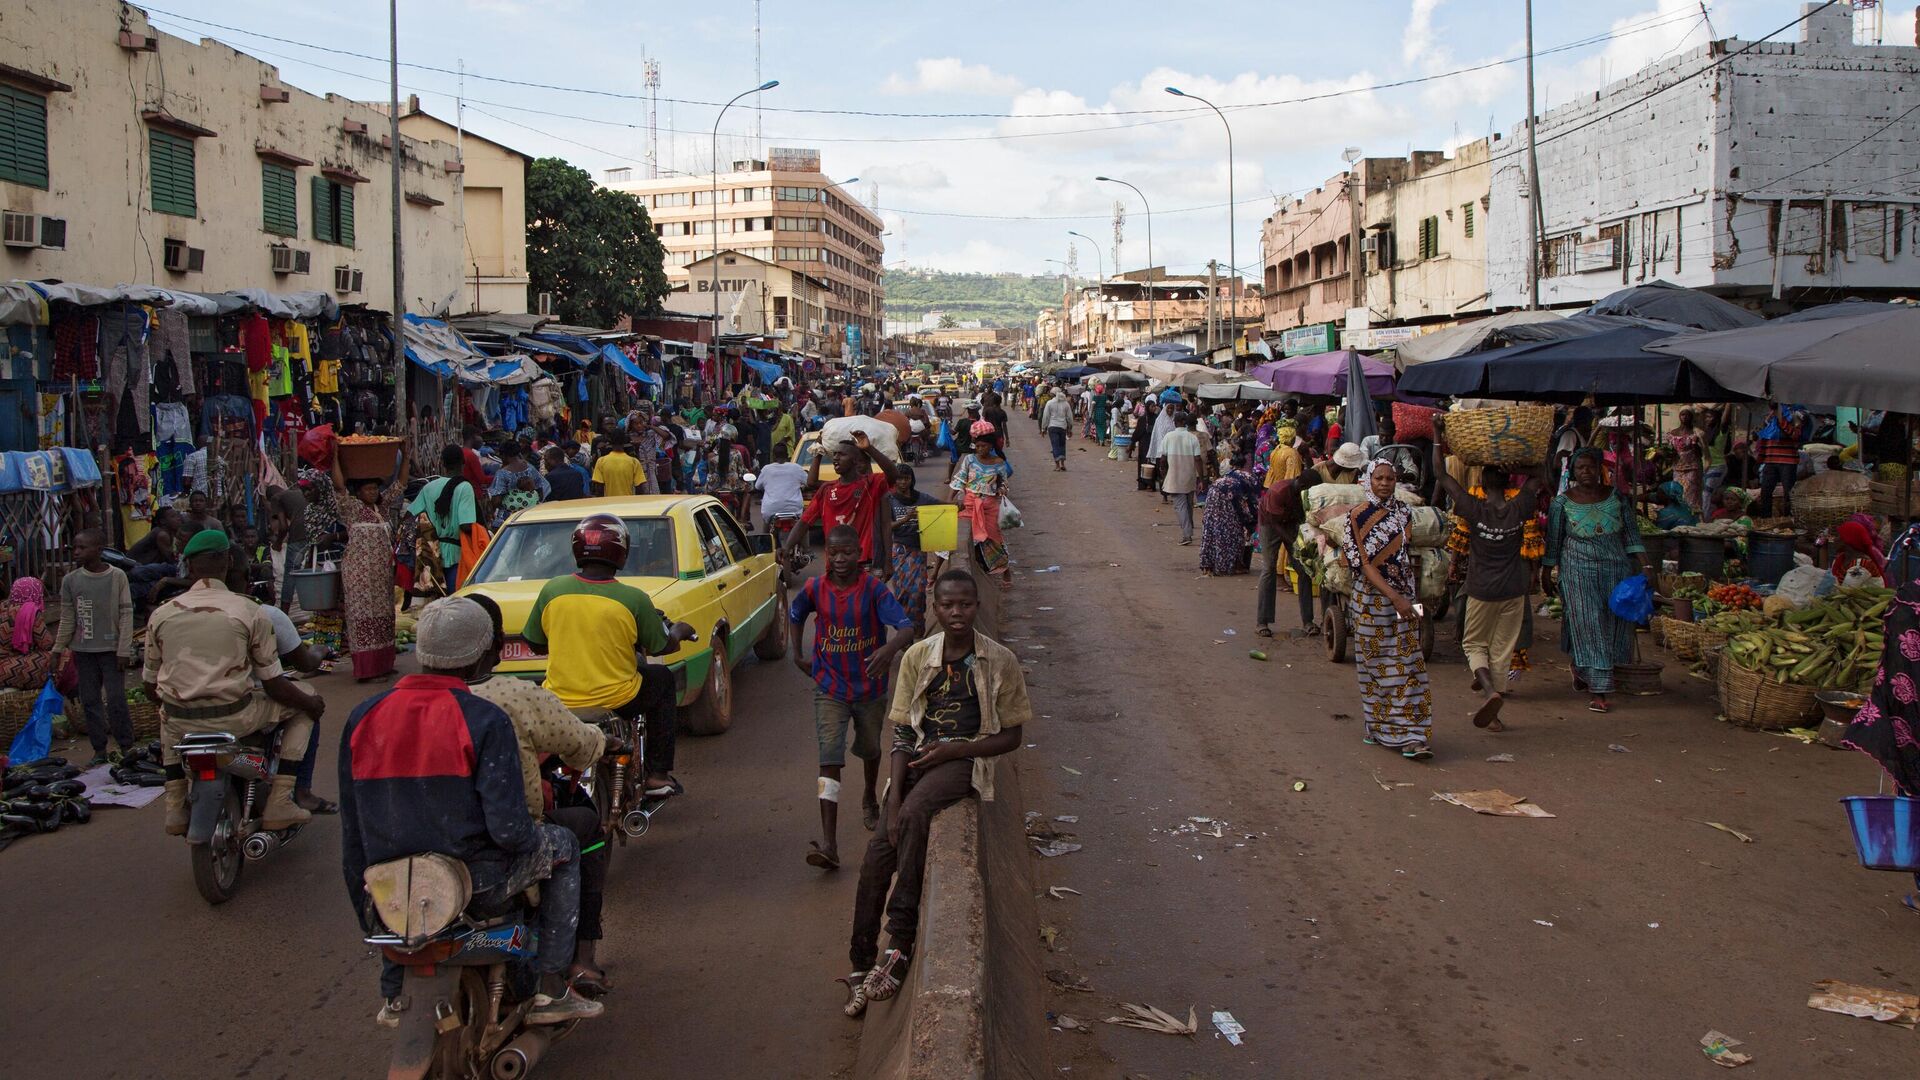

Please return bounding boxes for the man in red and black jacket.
[339,596,602,1026]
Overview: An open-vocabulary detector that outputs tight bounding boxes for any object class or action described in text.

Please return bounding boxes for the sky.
[141,0,1913,282]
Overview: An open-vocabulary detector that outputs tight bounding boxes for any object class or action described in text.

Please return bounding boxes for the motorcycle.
[366,854,575,1080]
[175,726,307,904]
[568,706,666,843]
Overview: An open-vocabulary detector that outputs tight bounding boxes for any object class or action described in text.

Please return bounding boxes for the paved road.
[0,565,869,1078]
[1003,428,1916,1078]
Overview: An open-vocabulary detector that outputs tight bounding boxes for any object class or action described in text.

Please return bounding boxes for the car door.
[693,506,755,638]
[710,502,778,641]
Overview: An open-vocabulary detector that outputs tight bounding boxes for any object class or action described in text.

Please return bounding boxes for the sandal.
[806,841,841,870]
[862,802,880,832]
[864,948,910,1002]
[839,971,871,1017]
[1471,695,1504,730]
[1255,625,1273,638]
[1587,697,1610,714]
[1401,743,1434,762]
[570,967,612,997]
[295,793,339,815]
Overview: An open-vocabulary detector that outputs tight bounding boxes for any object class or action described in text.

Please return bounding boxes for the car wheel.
[685,639,733,735]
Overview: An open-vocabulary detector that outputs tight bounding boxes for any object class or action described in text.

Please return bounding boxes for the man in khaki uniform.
[144,530,326,835]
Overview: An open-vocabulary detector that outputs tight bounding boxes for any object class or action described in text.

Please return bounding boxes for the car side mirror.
[749,533,775,555]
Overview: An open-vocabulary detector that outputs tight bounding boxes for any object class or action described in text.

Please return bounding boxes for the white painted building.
[1488,3,1920,310]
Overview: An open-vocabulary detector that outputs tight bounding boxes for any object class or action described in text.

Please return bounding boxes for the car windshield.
[467,517,677,583]
[796,439,826,469]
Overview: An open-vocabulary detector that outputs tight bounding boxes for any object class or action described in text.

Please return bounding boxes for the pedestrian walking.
[407,445,480,593]
[1255,472,1320,639]
[1433,433,1542,732]
[53,529,136,766]
[330,436,409,681]
[1753,405,1806,518]
[1159,412,1204,545]
[1199,453,1258,575]
[841,570,1027,1017]
[885,471,941,630]
[1542,448,1649,714]
[790,525,917,871]
[949,424,1014,587]
[1345,460,1433,760]
[781,431,902,579]
[1042,388,1073,471]
[542,445,589,502]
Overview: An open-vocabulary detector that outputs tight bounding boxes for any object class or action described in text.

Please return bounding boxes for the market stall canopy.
[739,355,783,385]
[1088,370,1148,388]
[1644,306,1920,412]
[1584,281,1764,332]
[1392,310,1567,365]
[1398,325,1743,405]
[1771,298,1915,324]
[8,281,338,322]
[1341,350,1379,447]
[1083,352,1132,370]
[402,313,537,385]
[1196,379,1282,402]
[1124,355,1235,387]
[1247,350,1395,397]
[1496,312,1695,345]
[1133,342,1198,359]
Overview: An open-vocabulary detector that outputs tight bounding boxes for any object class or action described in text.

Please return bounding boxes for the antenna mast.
[644,58,661,178]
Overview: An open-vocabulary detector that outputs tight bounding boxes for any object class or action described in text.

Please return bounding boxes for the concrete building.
[1358,138,1497,336]
[0,1,466,307]
[603,148,884,351]
[1068,271,1263,351]
[661,250,830,348]
[396,99,531,315]
[1260,170,1372,334]
[1488,2,1920,309]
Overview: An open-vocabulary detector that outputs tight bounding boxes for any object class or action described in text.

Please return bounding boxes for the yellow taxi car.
[455,495,785,735]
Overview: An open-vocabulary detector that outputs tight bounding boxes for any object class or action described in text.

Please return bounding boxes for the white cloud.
[1594,0,1714,83]
[861,162,952,191]
[1403,0,1445,67]
[912,238,1030,273]
[882,58,1023,97]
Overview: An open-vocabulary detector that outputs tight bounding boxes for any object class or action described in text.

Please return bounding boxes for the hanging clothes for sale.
[314,319,344,394]
[153,438,189,497]
[266,324,294,398]
[152,400,191,446]
[51,310,98,380]
[152,307,194,396]
[241,313,272,372]
[100,305,152,437]
[201,390,257,442]
[114,451,153,521]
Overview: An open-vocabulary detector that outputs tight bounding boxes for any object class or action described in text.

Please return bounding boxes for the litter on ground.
[1212,1010,1246,1046]
[1806,980,1920,1028]
[1486,754,1516,763]
[1432,790,1556,818]
[1701,820,1755,843]
[1046,886,1082,900]
[1700,1030,1753,1068]
[1103,1003,1197,1036]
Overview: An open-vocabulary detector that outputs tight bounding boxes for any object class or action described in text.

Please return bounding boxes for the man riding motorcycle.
[521,514,696,798]
[144,530,323,835]
[339,597,603,1025]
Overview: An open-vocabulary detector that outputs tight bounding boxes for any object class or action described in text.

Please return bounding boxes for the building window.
[0,84,50,189]
[262,163,298,236]
[776,185,821,203]
[149,128,197,217]
[1461,203,1474,238]
[312,176,355,246]
[1417,215,1441,260]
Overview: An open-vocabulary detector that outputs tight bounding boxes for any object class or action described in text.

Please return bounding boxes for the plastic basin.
[1840,795,1920,872]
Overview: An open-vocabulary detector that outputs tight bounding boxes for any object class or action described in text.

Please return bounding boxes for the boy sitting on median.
[840,568,1029,1017]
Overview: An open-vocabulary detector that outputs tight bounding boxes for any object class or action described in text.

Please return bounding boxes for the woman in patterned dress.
[1542,448,1648,714]
[950,422,1014,588]
[1345,459,1434,760]
[1199,454,1258,576]
[0,576,53,690]
[885,470,941,630]
[330,441,410,681]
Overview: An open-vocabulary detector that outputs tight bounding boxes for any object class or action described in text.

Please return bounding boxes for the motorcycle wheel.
[430,968,488,1079]
[189,784,245,905]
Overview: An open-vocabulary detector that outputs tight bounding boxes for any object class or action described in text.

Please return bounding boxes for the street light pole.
[388,0,407,430]
[1095,175,1153,344]
[1166,87,1237,355]
[1522,0,1544,310]
[713,80,780,334]
[1044,258,1072,354]
[1067,230,1103,351]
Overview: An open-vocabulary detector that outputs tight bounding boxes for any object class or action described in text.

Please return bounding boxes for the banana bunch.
[1724,586,1893,692]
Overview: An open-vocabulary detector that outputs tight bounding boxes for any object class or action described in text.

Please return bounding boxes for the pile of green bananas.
[1724,586,1893,691]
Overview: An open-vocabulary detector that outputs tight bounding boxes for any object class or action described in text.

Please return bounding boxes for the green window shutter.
[337,184,354,248]
[261,163,297,236]
[149,128,196,217]
[312,175,335,242]
[0,85,50,189]
[1462,203,1474,238]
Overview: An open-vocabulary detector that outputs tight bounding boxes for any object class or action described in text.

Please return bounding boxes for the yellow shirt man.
[1266,443,1303,488]
[591,448,642,496]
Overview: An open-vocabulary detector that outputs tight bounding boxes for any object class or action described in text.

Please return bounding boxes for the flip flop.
[1472,696,1504,730]
[1401,744,1434,762]
[297,795,339,815]
[806,841,841,870]
[863,802,880,831]
[1588,697,1611,714]
[1256,626,1274,638]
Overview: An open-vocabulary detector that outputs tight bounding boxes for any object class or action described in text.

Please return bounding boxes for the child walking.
[54,529,137,766]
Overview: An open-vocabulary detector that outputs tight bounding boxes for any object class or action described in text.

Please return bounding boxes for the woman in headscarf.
[1667,408,1705,511]
[1833,513,1888,585]
[1346,459,1434,760]
[332,438,410,681]
[0,576,54,691]
[1652,480,1698,529]
[950,421,1014,588]
[1091,388,1111,447]
[885,469,941,629]
[1543,447,1649,713]
[1199,453,1260,576]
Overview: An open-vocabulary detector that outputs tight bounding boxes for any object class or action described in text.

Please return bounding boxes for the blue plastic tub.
[1840,795,1920,872]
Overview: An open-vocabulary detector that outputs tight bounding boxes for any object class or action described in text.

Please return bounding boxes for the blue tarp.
[740,356,783,385]
[600,343,657,386]
[0,449,102,494]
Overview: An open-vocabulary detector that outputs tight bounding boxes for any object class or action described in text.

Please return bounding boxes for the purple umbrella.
[1246,350,1396,397]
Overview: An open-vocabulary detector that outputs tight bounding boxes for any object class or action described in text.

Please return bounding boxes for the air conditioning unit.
[3,211,37,248]
[163,238,205,273]
[1359,235,1378,255]
[270,244,295,274]
[293,249,311,274]
[334,265,363,293]
[537,292,554,315]
[38,216,65,250]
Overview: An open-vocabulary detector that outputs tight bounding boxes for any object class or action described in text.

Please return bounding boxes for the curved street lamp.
[1067,230,1104,351]
[713,80,780,330]
[1096,175,1154,343]
[1166,86,1238,353]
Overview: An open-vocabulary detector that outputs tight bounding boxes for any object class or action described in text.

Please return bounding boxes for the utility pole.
[388,0,407,428]
[1523,0,1545,310]
[1207,259,1219,354]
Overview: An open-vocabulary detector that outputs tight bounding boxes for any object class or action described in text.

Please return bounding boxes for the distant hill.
[884,269,1065,329]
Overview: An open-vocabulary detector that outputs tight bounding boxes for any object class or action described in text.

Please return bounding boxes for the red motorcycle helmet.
[571,513,630,570]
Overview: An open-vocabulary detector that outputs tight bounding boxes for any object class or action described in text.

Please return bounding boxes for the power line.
[140,3,1700,126]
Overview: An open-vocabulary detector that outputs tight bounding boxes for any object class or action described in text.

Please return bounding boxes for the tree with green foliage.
[937,312,957,328]
[526,157,669,327]
[883,270,1064,328]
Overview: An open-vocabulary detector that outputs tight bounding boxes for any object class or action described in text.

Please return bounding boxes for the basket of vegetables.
[1716,586,1892,729]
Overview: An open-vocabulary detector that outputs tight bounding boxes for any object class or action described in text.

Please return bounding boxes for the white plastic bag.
[1772,564,1825,608]
[998,496,1023,529]
[819,416,902,460]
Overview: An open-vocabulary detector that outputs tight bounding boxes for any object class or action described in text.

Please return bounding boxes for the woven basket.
[128,699,163,740]
[0,687,39,748]
[1441,406,1555,467]
[1665,619,1703,661]
[1649,614,1670,647]
[1696,626,1730,655]
[1793,488,1869,532]
[1718,659,1820,730]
